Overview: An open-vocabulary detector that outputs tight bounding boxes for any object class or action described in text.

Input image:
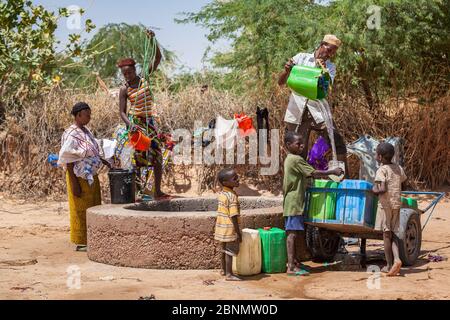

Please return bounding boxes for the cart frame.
[304,187,445,267]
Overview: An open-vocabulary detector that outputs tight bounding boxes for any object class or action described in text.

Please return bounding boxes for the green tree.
[328,0,450,108]
[84,23,176,86]
[178,0,321,91]
[178,0,450,106]
[0,0,96,106]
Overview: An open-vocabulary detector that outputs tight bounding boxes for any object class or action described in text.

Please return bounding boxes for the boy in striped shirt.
[214,168,242,281]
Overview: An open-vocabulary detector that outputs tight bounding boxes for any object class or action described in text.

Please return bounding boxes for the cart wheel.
[306,225,341,262]
[397,209,422,266]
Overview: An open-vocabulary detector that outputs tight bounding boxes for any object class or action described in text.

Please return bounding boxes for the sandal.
[295,262,311,271]
[75,245,87,252]
[287,269,310,276]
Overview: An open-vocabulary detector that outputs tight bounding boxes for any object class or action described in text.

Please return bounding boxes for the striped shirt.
[127,78,153,117]
[214,187,241,242]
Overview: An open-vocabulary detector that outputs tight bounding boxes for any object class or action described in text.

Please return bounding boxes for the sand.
[0,191,449,300]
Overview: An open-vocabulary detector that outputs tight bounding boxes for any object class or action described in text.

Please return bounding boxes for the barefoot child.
[283,131,343,275]
[373,142,407,277]
[214,168,242,281]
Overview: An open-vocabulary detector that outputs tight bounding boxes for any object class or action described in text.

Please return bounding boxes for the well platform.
[87,197,283,269]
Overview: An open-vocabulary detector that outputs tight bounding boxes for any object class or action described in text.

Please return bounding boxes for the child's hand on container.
[237,232,242,243]
[332,167,344,176]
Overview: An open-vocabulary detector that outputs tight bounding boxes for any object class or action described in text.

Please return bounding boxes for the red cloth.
[234,113,256,137]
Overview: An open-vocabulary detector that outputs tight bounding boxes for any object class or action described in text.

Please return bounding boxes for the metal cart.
[304,188,445,267]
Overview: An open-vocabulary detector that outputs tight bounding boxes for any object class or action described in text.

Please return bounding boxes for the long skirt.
[66,171,101,245]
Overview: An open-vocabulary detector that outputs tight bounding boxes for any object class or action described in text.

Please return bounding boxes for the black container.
[108,169,136,204]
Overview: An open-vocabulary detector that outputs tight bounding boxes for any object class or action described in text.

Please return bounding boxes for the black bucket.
[108,169,136,204]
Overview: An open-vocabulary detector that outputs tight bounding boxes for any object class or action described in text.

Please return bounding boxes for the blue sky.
[33,0,218,72]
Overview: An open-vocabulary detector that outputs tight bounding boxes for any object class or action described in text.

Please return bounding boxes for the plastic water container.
[309,180,339,220]
[328,160,345,182]
[287,65,330,100]
[129,130,151,151]
[335,180,377,228]
[258,227,287,273]
[401,197,418,209]
[232,229,262,276]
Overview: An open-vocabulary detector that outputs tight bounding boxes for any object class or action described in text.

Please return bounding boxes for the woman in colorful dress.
[117,30,168,199]
[58,102,108,251]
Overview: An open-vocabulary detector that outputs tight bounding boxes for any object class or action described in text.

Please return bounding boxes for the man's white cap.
[323,34,342,48]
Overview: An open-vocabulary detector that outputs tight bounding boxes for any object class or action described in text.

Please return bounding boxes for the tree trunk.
[361,78,375,111]
[357,58,376,111]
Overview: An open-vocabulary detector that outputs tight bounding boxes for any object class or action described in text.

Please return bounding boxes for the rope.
[114,29,160,169]
[131,29,158,133]
[132,29,160,194]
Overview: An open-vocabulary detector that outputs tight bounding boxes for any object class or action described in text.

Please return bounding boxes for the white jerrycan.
[232,228,262,276]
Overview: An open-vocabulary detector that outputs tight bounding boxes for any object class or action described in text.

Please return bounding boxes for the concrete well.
[86,197,283,269]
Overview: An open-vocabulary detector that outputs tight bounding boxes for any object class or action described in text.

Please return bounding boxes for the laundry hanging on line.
[215,116,239,150]
[234,113,256,137]
[215,114,257,150]
[256,107,270,143]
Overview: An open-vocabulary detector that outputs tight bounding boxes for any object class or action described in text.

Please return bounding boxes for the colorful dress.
[114,77,164,194]
[127,78,163,161]
[58,124,102,245]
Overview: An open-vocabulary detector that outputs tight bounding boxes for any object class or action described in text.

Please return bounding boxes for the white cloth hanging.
[215,116,239,150]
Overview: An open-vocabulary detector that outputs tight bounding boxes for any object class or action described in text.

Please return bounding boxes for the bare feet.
[225,274,242,281]
[220,270,225,276]
[135,197,143,203]
[287,267,310,276]
[154,192,172,200]
[381,265,391,273]
[287,266,304,274]
[387,261,402,277]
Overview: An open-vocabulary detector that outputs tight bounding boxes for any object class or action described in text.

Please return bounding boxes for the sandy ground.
[0,191,449,300]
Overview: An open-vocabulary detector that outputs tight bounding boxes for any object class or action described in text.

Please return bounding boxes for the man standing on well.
[278,34,348,176]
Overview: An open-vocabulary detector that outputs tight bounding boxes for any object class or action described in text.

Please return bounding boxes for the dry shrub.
[156,84,289,194]
[157,86,246,130]
[0,89,119,199]
[399,97,449,188]
[0,84,448,200]
[333,95,450,189]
